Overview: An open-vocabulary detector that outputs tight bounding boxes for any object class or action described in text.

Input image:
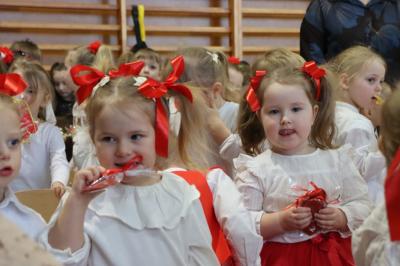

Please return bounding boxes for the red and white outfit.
[234,146,371,266]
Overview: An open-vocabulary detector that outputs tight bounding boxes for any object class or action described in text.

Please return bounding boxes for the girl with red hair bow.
[40,57,219,265]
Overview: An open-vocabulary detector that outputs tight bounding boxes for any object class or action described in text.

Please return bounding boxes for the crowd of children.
[0,37,398,266]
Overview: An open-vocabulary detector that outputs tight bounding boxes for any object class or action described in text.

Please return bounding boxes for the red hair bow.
[0,73,28,96]
[71,61,145,105]
[228,56,240,65]
[87,40,101,54]
[245,70,267,112]
[302,61,326,101]
[385,148,400,241]
[0,47,14,64]
[138,55,192,157]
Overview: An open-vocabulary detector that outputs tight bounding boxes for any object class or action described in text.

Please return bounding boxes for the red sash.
[173,170,232,264]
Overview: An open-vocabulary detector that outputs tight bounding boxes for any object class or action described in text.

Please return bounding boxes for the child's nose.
[0,146,10,161]
[280,112,291,125]
[115,142,132,157]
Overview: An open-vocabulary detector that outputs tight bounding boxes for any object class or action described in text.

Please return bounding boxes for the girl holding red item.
[39,57,219,265]
[234,62,371,266]
[352,88,400,265]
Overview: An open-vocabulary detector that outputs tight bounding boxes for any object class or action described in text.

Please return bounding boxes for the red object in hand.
[19,103,38,141]
[81,155,143,193]
[294,182,328,235]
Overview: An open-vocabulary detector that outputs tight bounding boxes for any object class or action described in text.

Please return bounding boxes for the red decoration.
[87,40,101,54]
[385,148,400,241]
[228,56,240,65]
[70,65,106,105]
[108,61,145,78]
[245,70,267,112]
[0,73,28,96]
[302,61,326,101]
[0,47,14,64]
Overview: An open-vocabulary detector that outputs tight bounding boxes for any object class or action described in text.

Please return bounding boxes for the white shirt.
[0,187,46,240]
[352,203,400,266]
[335,102,386,204]
[219,101,239,133]
[167,167,263,266]
[234,146,371,243]
[11,122,70,192]
[39,172,219,266]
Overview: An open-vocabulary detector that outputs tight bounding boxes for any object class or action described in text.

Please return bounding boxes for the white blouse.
[219,101,239,133]
[0,187,46,240]
[352,203,400,266]
[335,102,386,203]
[234,146,371,243]
[39,172,219,266]
[11,122,70,192]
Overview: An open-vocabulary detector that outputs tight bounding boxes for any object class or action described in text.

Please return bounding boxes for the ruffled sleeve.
[335,145,371,237]
[219,133,242,162]
[207,168,263,266]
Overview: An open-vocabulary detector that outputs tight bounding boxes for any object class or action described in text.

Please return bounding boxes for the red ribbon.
[302,61,326,101]
[385,148,400,241]
[138,55,192,157]
[245,70,267,112]
[70,65,106,105]
[108,61,145,78]
[294,181,327,207]
[87,40,101,54]
[0,73,28,96]
[228,56,240,65]
[0,47,14,64]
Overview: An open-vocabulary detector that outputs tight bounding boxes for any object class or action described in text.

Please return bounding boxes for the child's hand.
[71,166,106,204]
[51,181,66,199]
[279,206,312,232]
[315,207,348,231]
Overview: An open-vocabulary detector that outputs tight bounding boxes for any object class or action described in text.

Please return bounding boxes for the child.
[234,63,371,265]
[39,72,219,265]
[352,87,400,266]
[10,39,42,62]
[132,47,162,80]
[227,56,251,93]
[0,91,46,240]
[9,60,69,198]
[328,45,387,204]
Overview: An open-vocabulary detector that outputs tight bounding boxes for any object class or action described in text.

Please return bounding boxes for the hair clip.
[138,55,192,157]
[87,40,101,54]
[0,47,14,64]
[302,61,326,101]
[246,70,267,112]
[206,51,219,64]
[228,56,240,65]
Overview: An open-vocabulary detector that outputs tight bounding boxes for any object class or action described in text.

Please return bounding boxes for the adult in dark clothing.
[300,0,400,87]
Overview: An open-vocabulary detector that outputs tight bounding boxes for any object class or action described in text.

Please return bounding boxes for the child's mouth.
[279,129,295,136]
[0,166,13,177]
[372,95,384,105]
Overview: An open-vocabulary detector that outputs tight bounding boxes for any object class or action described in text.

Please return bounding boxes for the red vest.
[173,170,232,264]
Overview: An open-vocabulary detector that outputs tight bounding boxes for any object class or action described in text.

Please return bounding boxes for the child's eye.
[268,109,279,115]
[131,134,143,141]
[367,78,376,84]
[149,65,157,70]
[101,136,116,143]
[7,138,21,148]
[292,107,302,112]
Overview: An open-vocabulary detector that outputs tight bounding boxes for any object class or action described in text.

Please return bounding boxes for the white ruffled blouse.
[234,146,371,243]
[39,171,219,266]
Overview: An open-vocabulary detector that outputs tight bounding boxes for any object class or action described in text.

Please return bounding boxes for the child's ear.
[211,82,224,98]
[339,73,350,91]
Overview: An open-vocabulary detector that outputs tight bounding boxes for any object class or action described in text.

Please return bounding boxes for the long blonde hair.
[381,88,400,165]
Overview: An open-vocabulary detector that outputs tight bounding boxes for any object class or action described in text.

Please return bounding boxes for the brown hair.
[85,77,211,170]
[238,65,336,155]
[132,48,162,66]
[381,88,400,165]
[10,39,41,62]
[9,60,55,121]
[65,44,115,73]
[117,51,136,66]
[252,48,305,74]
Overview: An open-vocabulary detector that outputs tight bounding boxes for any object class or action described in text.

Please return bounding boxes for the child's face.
[53,70,74,100]
[347,59,385,110]
[259,82,318,155]
[139,59,161,80]
[0,108,21,188]
[93,103,157,184]
[228,67,244,91]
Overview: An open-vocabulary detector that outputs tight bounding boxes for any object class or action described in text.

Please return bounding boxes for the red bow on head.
[245,70,267,112]
[228,56,240,65]
[385,148,400,241]
[87,40,101,54]
[0,73,28,96]
[0,47,14,64]
[71,61,145,105]
[302,61,326,101]
[138,55,192,157]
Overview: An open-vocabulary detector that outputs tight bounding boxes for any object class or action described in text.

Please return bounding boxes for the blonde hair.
[85,77,211,170]
[132,48,162,66]
[9,60,54,121]
[381,88,400,165]
[0,94,20,117]
[117,51,135,66]
[328,45,386,98]
[10,39,41,62]
[170,47,240,103]
[238,65,336,155]
[65,44,115,73]
[252,48,305,74]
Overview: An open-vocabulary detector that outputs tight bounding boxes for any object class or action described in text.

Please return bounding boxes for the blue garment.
[300,0,400,86]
